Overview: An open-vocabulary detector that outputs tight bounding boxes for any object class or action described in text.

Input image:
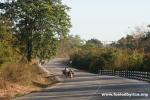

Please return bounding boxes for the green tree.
[113,35,137,49]
[0,0,71,62]
[0,17,17,66]
[139,32,150,52]
[86,39,103,48]
[57,35,83,57]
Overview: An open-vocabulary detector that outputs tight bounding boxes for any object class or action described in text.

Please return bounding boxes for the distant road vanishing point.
[14,58,150,100]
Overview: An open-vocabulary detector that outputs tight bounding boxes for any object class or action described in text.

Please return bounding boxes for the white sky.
[63,0,150,41]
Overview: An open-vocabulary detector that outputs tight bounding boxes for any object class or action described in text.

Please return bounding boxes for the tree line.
[69,27,150,73]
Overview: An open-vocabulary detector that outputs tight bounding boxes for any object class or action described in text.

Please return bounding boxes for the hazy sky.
[63,0,150,41]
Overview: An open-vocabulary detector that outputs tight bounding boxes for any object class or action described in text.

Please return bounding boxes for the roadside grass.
[0,61,58,98]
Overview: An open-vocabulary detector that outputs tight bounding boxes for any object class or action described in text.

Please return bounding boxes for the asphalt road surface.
[15,58,150,100]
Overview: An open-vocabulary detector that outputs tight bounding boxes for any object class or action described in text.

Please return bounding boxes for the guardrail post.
[148,72,150,82]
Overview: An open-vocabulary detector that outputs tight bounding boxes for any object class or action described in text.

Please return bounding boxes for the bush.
[70,47,147,73]
[127,51,144,70]
[143,53,150,71]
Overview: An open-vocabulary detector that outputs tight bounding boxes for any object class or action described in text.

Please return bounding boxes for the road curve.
[14,58,150,100]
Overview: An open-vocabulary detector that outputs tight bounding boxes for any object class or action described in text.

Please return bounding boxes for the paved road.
[15,58,150,100]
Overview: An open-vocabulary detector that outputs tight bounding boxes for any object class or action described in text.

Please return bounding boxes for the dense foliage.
[112,29,150,53]
[70,47,150,73]
[57,35,84,57]
[0,17,19,66]
[70,30,150,73]
[86,39,103,48]
[0,0,71,62]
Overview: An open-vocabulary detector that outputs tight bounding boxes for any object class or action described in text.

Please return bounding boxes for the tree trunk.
[26,26,33,62]
[27,38,32,62]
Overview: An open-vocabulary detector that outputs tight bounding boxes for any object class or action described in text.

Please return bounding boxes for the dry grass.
[0,81,39,98]
[0,63,41,85]
[0,61,57,98]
